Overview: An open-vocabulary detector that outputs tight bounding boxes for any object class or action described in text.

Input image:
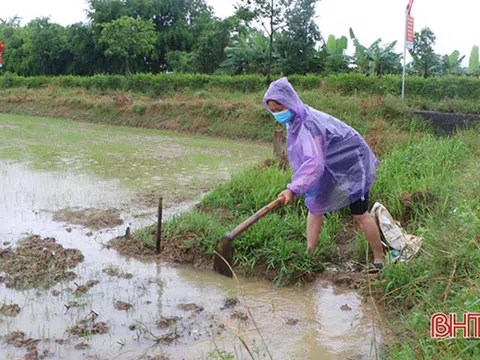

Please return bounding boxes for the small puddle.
[1,117,384,359]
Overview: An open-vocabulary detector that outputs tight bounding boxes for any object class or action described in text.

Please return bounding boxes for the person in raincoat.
[264,78,385,271]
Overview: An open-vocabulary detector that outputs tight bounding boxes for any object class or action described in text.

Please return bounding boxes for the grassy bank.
[0,86,433,142]
[122,124,479,358]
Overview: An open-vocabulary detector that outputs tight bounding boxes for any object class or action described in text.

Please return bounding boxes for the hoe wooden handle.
[226,197,284,240]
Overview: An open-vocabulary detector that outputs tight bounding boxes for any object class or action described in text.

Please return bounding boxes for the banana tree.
[468,46,479,75]
[221,31,275,75]
[349,28,401,76]
[324,34,349,73]
[442,50,465,75]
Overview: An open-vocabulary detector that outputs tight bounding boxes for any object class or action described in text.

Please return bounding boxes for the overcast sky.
[2,0,478,65]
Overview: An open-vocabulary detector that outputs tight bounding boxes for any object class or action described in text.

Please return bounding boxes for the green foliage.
[99,16,157,74]
[235,0,305,81]
[222,32,273,75]
[1,73,479,100]
[324,35,350,73]
[378,133,480,360]
[371,133,469,221]
[167,51,200,73]
[442,50,465,76]
[468,45,479,75]
[409,27,442,78]
[276,0,322,75]
[349,28,401,76]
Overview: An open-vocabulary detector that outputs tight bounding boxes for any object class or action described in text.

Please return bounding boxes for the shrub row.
[1,72,479,100]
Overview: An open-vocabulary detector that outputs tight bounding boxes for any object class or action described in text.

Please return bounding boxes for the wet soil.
[74,342,90,350]
[0,303,21,317]
[102,266,133,279]
[70,319,109,336]
[108,233,211,268]
[156,316,182,330]
[285,318,299,326]
[114,301,133,311]
[52,207,124,230]
[177,303,204,313]
[230,311,249,322]
[220,297,239,310]
[0,235,84,290]
[4,331,40,351]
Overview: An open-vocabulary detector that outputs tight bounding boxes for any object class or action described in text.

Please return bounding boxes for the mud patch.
[141,356,170,360]
[177,303,204,313]
[156,332,180,346]
[285,318,299,326]
[0,303,21,317]
[220,297,239,310]
[156,316,182,329]
[108,232,211,268]
[114,301,133,311]
[230,311,248,322]
[70,320,109,337]
[74,284,90,296]
[25,348,39,360]
[102,266,133,279]
[52,207,123,230]
[4,331,40,350]
[74,342,90,350]
[86,280,100,287]
[0,235,83,290]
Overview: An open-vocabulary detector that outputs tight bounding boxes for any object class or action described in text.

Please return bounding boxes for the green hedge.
[1,72,479,100]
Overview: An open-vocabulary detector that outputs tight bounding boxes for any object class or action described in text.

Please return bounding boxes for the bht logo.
[431,313,480,338]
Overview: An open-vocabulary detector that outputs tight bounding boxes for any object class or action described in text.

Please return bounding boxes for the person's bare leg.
[306,212,324,256]
[353,212,385,264]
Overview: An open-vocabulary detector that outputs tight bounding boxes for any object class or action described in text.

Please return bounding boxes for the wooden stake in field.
[273,130,283,160]
[156,197,163,254]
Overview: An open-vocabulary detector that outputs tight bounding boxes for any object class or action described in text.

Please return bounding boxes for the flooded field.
[1,115,383,359]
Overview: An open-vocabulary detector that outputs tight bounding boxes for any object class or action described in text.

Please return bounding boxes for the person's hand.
[279,189,294,206]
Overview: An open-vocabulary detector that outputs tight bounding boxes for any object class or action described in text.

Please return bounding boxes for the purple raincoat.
[264,78,378,215]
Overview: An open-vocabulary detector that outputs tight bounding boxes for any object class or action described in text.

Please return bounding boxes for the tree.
[349,28,401,76]
[221,31,273,75]
[236,0,293,83]
[99,16,157,74]
[276,0,322,75]
[468,46,479,75]
[28,18,70,75]
[88,0,213,71]
[409,27,441,78]
[442,50,465,76]
[323,35,349,73]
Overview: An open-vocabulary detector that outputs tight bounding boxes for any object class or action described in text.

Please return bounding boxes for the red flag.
[0,40,4,53]
[406,0,415,15]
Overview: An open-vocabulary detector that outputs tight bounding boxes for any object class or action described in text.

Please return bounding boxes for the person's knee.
[353,212,369,224]
[308,212,324,220]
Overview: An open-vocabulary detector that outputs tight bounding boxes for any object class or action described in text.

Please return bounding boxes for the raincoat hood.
[263,77,307,121]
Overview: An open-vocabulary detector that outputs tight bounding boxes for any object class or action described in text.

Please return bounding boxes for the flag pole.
[402,9,408,100]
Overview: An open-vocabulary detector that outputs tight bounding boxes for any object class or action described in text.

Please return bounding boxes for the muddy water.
[1,116,383,360]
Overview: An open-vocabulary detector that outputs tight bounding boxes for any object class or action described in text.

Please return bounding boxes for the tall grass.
[376,131,480,359]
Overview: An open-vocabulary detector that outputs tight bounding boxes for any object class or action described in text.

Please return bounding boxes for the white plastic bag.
[370,202,423,263]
